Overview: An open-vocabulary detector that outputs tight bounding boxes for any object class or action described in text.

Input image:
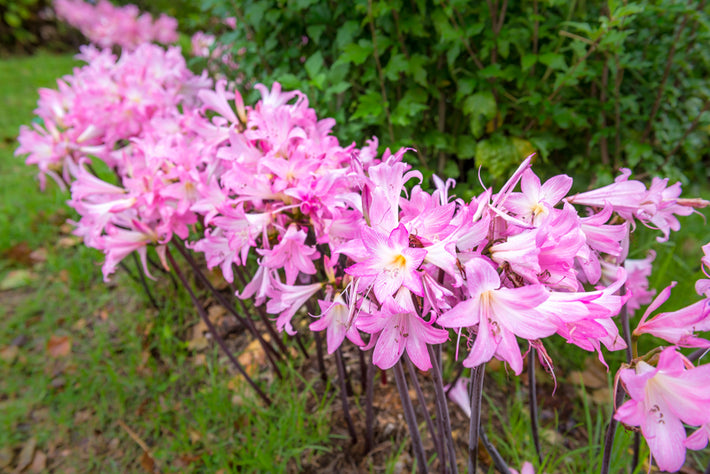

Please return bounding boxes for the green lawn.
[0,52,333,473]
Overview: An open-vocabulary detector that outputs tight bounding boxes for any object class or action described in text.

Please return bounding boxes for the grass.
[0,51,335,473]
[2,49,710,474]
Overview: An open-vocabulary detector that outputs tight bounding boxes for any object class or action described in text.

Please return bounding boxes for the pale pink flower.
[436,257,554,374]
[615,346,710,472]
[634,282,710,348]
[310,293,364,354]
[356,289,449,371]
[345,224,427,303]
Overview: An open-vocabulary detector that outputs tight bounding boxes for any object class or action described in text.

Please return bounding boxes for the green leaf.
[328,82,351,94]
[278,73,302,90]
[305,52,324,79]
[463,91,497,138]
[391,89,429,126]
[4,11,21,28]
[539,52,567,70]
[521,54,537,71]
[475,134,520,179]
[624,140,653,168]
[306,25,326,44]
[384,53,408,81]
[351,91,384,121]
[456,135,477,159]
[335,21,360,50]
[408,54,428,87]
[339,40,373,66]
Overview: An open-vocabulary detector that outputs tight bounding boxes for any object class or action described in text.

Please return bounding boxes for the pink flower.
[356,289,449,371]
[310,293,364,354]
[633,282,710,348]
[436,257,554,374]
[624,250,656,316]
[345,224,427,303]
[615,347,710,472]
[504,169,572,223]
[258,224,319,285]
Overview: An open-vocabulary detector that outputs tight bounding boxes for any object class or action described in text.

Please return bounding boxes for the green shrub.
[200,0,710,191]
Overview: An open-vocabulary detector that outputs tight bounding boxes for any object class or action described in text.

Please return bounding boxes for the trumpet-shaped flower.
[345,224,427,303]
[615,347,710,472]
[436,257,554,374]
[633,282,710,348]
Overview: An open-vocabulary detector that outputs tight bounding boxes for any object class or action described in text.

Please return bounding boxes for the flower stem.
[468,364,485,474]
[365,352,376,453]
[313,330,328,382]
[172,240,283,378]
[130,252,160,310]
[427,344,458,474]
[479,425,511,474]
[600,375,626,474]
[335,347,357,444]
[393,359,429,473]
[528,348,543,464]
[405,355,444,470]
[233,265,291,355]
[166,249,272,406]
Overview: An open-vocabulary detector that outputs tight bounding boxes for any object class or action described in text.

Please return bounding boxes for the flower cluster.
[16,30,710,472]
[54,0,178,50]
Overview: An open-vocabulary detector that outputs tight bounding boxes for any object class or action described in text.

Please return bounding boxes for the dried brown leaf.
[29,450,46,473]
[15,437,36,472]
[46,335,71,358]
[139,452,155,473]
[0,346,19,364]
[3,242,33,266]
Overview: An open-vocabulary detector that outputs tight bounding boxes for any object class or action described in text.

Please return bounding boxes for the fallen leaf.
[59,223,74,235]
[237,338,266,377]
[0,446,12,469]
[29,248,47,265]
[72,319,87,331]
[29,450,47,473]
[139,452,155,473]
[57,236,81,248]
[569,358,607,390]
[0,346,19,364]
[15,437,36,472]
[0,269,36,290]
[591,387,611,405]
[58,269,69,283]
[3,242,33,266]
[188,430,201,444]
[46,335,72,358]
[187,337,208,352]
[192,354,206,367]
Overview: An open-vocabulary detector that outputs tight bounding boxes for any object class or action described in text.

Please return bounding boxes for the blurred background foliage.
[3,0,709,193]
[194,0,710,194]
